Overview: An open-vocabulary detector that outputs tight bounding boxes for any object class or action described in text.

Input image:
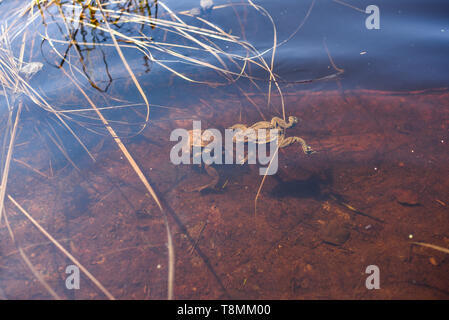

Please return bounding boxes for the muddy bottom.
[1,88,448,299]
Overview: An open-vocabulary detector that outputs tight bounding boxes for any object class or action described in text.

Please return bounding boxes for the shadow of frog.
[270,171,333,201]
[270,170,384,223]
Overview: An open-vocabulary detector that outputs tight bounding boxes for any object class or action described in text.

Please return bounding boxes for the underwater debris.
[412,242,449,255]
[19,62,43,77]
[321,220,350,246]
[190,7,201,16]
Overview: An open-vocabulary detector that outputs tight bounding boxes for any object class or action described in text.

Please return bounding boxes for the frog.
[184,128,220,192]
[183,116,315,192]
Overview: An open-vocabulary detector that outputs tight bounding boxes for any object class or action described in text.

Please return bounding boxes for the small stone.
[393,189,420,206]
[429,257,438,266]
[321,221,350,246]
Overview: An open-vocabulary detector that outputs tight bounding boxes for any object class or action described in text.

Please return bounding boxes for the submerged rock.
[393,189,420,206]
[321,221,350,246]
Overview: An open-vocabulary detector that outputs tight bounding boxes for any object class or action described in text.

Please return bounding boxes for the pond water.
[0,0,448,299]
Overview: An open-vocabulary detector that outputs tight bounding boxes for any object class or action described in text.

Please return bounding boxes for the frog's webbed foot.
[296,138,315,155]
[187,164,220,193]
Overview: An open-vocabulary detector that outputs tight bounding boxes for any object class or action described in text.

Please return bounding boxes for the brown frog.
[183,116,315,192]
[184,129,219,192]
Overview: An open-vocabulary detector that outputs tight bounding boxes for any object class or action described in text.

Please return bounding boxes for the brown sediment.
[1,88,448,299]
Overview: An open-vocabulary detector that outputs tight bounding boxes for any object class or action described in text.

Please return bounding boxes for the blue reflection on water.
[0,0,448,92]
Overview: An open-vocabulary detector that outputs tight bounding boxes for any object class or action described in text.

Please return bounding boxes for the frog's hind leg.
[279,136,315,154]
